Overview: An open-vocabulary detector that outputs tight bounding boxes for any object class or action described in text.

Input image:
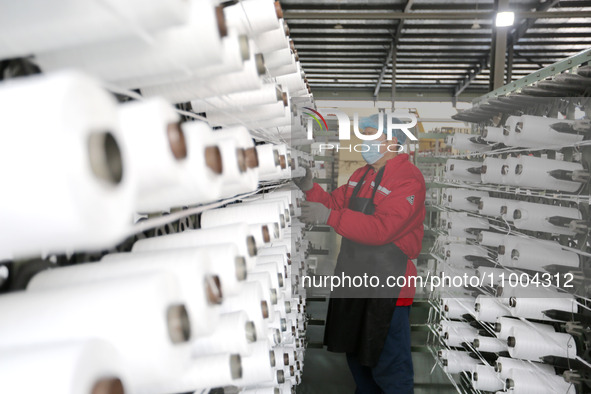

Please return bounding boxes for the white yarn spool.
[497,235,527,266]
[442,188,488,212]
[220,282,269,339]
[201,202,285,234]
[181,31,248,81]
[245,112,296,135]
[141,51,265,103]
[250,224,273,247]
[475,295,511,323]
[505,369,575,394]
[0,0,189,59]
[471,365,505,392]
[274,298,292,319]
[264,48,293,69]
[482,126,505,144]
[254,20,289,53]
[0,273,191,392]
[36,0,223,83]
[135,121,224,211]
[29,248,218,337]
[192,312,256,357]
[212,136,252,196]
[0,340,128,394]
[441,297,476,320]
[503,116,522,147]
[512,200,581,236]
[250,202,290,230]
[477,231,506,247]
[439,349,480,374]
[473,336,508,353]
[257,245,289,260]
[117,98,185,199]
[446,214,490,238]
[256,144,282,176]
[512,115,583,149]
[275,143,290,171]
[191,83,283,112]
[481,194,504,223]
[214,126,259,197]
[247,191,293,213]
[501,236,579,271]
[447,133,492,152]
[168,353,242,392]
[206,101,288,126]
[495,356,555,380]
[500,156,520,186]
[508,326,576,361]
[133,223,256,268]
[152,243,246,297]
[478,196,518,219]
[276,69,306,92]
[256,145,289,180]
[252,262,284,293]
[268,56,299,77]
[119,31,250,89]
[0,72,133,260]
[234,340,276,386]
[268,313,287,337]
[444,243,489,267]
[510,295,577,321]
[513,155,583,192]
[247,272,277,322]
[224,0,282,35]
[444,159,482,183]
[267,327,283,347]
[481,157,506,184]
[495,317,555,340]
[264,222,283,242]
[440,320,478,347]
[500,284,563,300]
[270,240,292,256]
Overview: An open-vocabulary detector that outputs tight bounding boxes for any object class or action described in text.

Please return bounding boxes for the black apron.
[323,166,410,367]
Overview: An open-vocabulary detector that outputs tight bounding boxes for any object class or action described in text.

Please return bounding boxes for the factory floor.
[298,230,456,394]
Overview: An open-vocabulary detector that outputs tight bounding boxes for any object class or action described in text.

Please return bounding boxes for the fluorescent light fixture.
[496,11,514,27]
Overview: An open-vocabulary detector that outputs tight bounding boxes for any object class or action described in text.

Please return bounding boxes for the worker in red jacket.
[295,113,426,393]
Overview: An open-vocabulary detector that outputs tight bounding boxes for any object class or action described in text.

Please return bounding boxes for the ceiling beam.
[373,0,414,97]
[287,22,590,29]
[282,2,591,11]
[373,42,396,97]
[453,0,562,97]
[283,10,591,20]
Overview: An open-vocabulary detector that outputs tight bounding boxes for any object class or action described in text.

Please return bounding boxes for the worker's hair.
[358,113,408,144]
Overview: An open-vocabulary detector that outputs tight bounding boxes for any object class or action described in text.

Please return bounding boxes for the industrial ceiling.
[280,0,591,100]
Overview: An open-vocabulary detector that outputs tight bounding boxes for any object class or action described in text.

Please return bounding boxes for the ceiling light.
[471,20,481,29]
[495,11,514,27]
[334,24,344,29]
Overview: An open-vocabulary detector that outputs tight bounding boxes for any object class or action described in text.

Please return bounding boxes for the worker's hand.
[293,166,314,192]
[299,202,331,225]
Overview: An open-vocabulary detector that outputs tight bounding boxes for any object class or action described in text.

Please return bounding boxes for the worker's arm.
[327,177,425,246]
[304,182,348,210]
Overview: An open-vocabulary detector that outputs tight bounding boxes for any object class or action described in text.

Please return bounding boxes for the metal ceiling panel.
[280,0,591,96]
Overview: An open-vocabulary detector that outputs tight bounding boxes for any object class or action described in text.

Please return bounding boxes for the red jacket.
[305,153,426,305]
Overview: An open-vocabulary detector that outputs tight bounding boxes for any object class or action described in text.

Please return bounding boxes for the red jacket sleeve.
[304,182,348,210]
[326,177,425,246]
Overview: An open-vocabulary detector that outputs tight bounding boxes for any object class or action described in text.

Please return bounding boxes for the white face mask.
[361,139,385,164]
